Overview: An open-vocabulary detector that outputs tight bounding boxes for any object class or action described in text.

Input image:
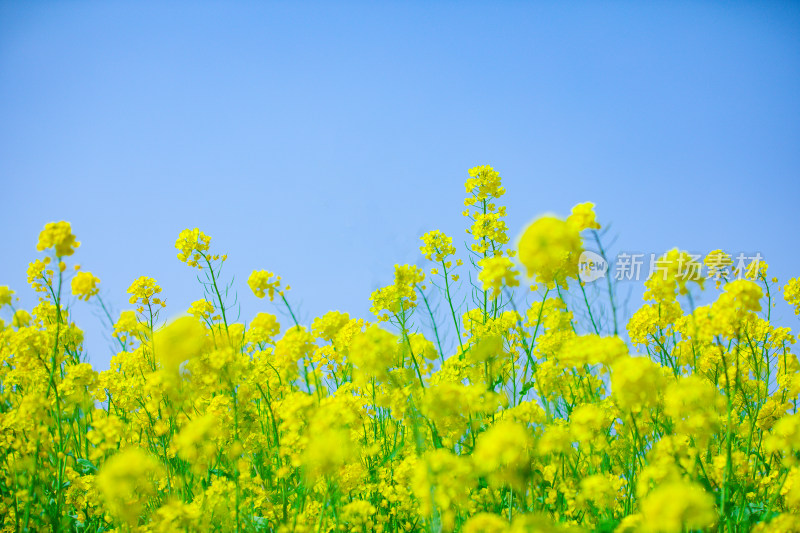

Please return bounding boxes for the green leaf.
[76,458,97,475]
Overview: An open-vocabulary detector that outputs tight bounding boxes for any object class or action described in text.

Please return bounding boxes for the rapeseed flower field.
[1,166,799,532]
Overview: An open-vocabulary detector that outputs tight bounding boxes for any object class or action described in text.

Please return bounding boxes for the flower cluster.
[247,270,285,301]
[420,229,456,262]
[464,165,511,254]
[0,286,13,307]
[37,220,81,257]
[71,271,100,301]
[786,277,800,315]
[369,264,425,321]
[1,168,799,533]
[517,215,582,288]
[127,276,165,308]
[567,201,601,232]
[175,228,212,267]
[478,255,519,299]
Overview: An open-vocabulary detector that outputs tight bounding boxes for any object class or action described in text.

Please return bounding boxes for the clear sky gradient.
[2,1,799,368]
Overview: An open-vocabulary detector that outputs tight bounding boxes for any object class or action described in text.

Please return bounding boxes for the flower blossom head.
[248,270,285,301]
[0,286,14,308]
[37,221,80,257]
[478,255,519,299]
[175,228,211,267]
[517,215,582,289]
[420,230,456,262]
[127,276,165,309]
[567,201,601,231]
[71,271,100,301]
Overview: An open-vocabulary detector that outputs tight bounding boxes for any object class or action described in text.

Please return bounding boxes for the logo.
[578,250,607,283]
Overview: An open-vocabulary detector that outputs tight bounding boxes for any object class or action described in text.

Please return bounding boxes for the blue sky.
[1,1,799,368]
